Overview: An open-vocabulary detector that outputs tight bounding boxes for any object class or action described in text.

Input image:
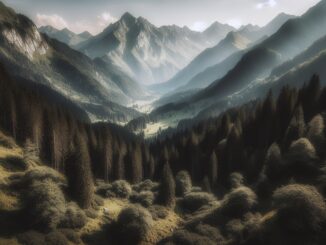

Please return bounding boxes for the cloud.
[190,21,209,32]
[97,11,117,28]
[256,0,277,9]
[35,13,68,29]
[34,11,117,34]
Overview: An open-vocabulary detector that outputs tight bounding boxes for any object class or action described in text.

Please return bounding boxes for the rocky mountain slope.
[78,13,235,85]
[0,2,146,123]
[151,13,294,95]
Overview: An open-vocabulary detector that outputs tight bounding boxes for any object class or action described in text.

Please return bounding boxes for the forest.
[1,56,326,244]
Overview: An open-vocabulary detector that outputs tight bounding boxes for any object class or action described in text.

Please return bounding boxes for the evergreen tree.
[208,152,218,189]
[284,105,306,150]
[65,133,94,209]
[158,163,176,208]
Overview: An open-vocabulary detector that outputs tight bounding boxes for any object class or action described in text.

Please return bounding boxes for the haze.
[1,0,320,34]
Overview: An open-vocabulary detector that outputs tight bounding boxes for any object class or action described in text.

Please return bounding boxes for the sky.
[1,0,320,34]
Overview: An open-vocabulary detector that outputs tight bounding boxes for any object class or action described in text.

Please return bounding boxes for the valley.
[1,0,326,244]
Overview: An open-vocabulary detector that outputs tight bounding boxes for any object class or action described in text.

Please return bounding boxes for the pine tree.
[131,142,143,184]
[208,152,218,188]
[284,105,306,150]
[158,163,176,208]
[65,133,94,209]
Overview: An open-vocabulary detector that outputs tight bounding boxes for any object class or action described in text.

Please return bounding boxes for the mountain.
[39,25,92,47]
[151,13,294,95]
[193,0,326,104]
[78,13,235,85]
[150,32,251,94]
[129,0,326,135]
[0,2,144,123]
[239,13,295,41]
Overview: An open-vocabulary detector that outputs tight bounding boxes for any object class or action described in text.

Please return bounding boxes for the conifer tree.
[208,152,218,188]
[284,105,306,149]
[65,133,94,209]
[158,162,176,208]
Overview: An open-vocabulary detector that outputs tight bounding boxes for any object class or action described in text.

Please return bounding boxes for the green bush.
[133,179,158,192]
[273,184,326,235]
[148,205,169,220]
[59,202,87,229]
[25,179,66,231]
[191,223,224,243]
[165,229,216,245]
[130,191,155,207]
[23,166,65,185]
[181,192,216,212]
[221,186,257,218]
[115,204,154,244]
[59,229,81,244]
[105,180,132,199]
[44,231,69,245]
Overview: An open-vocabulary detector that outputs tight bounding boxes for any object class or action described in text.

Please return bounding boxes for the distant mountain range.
[150,12,294,94]
[77,13,235,85]
[39,25,92,47]
[127,0,326,135]
[0,2,147,123]
[1,0,326,138]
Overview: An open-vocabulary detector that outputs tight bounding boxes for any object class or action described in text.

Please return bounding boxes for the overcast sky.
[2,0,320,34]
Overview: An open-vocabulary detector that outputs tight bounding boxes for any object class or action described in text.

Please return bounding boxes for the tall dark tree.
[65,133,94,209]
[157,162,176,208]
[208,151,218,189]
[283,105,306,150]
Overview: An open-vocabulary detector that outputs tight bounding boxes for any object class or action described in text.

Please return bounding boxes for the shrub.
[221,186,257,218]
[45,231,69,245]
[59,202,87,229]
[25,179,66,231]
[115,204,154,244]
[96,183,112,197]
[288,138,317,162]
[226,219,244,241]
[229,172,244,189]
[286,138,320,179]
[85,209,98,219]
[133,179,158,192]
[130,191,155,207]
[273,184,326,235]
[23,166,65,185]
[306,114,325,157]
[59,229,81,244]
[191,223,224,243]
[148,205,169,220]
[175,171,192,197]
[17,231,45,245]
[181,192,216,212]
[106,180,132,199]
[167,229,216,245]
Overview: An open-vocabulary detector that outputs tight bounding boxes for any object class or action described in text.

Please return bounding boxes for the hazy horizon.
[1,0,320,35]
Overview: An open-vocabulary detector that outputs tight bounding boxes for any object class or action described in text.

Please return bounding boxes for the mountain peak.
[79,31,92,39]
[39,25,59,33]
[120,12,136,22]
